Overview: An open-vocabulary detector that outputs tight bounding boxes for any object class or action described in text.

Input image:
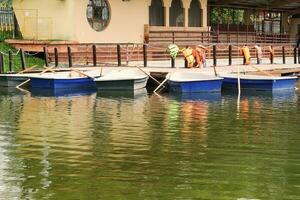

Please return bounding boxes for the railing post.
[43,46,49,67]
[282,46,286,64]
[20,48,26,70]
[117,44,121,66]
[67,46,72,67]
[8,50,13,72]
[54,48,59,67]
[172,32,175,44]
[294,47,297,64]
[92,44,97,67]
[0,52,4,74]
[213,45,217,66]
[143,44,147,67]
[229,45,232,66]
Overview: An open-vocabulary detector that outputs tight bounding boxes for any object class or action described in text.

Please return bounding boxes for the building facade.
[12,0,300,44]
[12,0,208,43]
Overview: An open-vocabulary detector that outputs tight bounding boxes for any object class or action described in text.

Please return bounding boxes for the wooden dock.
[72,63,300,80]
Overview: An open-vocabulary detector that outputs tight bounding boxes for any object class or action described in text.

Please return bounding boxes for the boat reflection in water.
[169,92,222,103]
[96,88,148,100]
[0,87,25,96]
[222,88,297,103]
[15,93,97,195]
[30,87,97,97]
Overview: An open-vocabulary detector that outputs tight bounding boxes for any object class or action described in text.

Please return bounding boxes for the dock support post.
[43,46,49,67]
[8,50,13,72]
[92,45,97,67]
[213,45,217,66]
[184,59,188,68]
[143,44,147,67]
[171,58,175,68]
[20,48,26,70]
[282,46,286,64]
[54,48,58,67]
[67,46,72,67]
[228,45,232,66]
[117,44,121,66]
[0,52,4,74]
[294,47,297,64]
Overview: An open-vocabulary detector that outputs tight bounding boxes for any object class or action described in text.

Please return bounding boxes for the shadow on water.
[30,88,98,97]
[96,88,148,100]
[168,92,222,103]
[222,88,297,102]
[0,87,25,96]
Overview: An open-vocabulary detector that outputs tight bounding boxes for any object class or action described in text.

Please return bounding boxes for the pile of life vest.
[166,44,206,68]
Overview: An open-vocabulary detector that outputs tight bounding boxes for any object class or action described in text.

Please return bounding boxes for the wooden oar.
[18,65,38,74]
[43,65,56,73]
[71,69,95,79]
[154,73,170,93]
[40,66,56,75]
[250,65,273,77]
[100,67,103,77]
[136,66,164,87]
[16,79,31,89]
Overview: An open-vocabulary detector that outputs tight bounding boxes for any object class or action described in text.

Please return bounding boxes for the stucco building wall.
[12,0,208,43]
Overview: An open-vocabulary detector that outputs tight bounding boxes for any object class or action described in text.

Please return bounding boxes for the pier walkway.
[74,57,300,79]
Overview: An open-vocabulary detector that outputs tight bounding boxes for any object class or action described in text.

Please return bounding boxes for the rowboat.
[168,72,223,93]
[0,73,35,87]
[0,69,91,87]
[94,68,148,90]
[29,71,99,89]
[221,74,298,91]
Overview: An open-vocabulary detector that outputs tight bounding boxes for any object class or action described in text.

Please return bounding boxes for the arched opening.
[189,0,202,27]
[149,0,165,26]
[86,0,110,32]
[170,0,184,27]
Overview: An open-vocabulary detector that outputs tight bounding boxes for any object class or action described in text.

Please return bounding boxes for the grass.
[0,42,45,73]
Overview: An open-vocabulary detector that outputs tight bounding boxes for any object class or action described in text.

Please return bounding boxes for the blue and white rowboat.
[29,71,99,89]
[221,74,298,91]
[94,68,149,90]
[168,72,223,93]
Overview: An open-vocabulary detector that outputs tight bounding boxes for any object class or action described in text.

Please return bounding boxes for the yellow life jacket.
[182,48,195,68]
[240,47,251,65]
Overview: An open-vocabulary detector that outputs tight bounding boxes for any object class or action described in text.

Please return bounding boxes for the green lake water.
[0,86,300,200]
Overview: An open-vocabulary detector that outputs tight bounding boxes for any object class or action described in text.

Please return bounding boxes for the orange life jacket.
[182,47,195,68]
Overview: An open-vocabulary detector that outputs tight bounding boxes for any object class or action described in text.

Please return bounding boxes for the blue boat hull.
[222,77,297,91]
[30,77,95,89]
[168,79,223,93]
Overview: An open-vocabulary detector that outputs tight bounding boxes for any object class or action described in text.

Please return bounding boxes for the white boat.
[94,68,149,90]
[168,71,223,93]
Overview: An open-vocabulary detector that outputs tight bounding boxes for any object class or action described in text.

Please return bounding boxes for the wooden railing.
[41,43,297,65]
[147,26,296,45]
